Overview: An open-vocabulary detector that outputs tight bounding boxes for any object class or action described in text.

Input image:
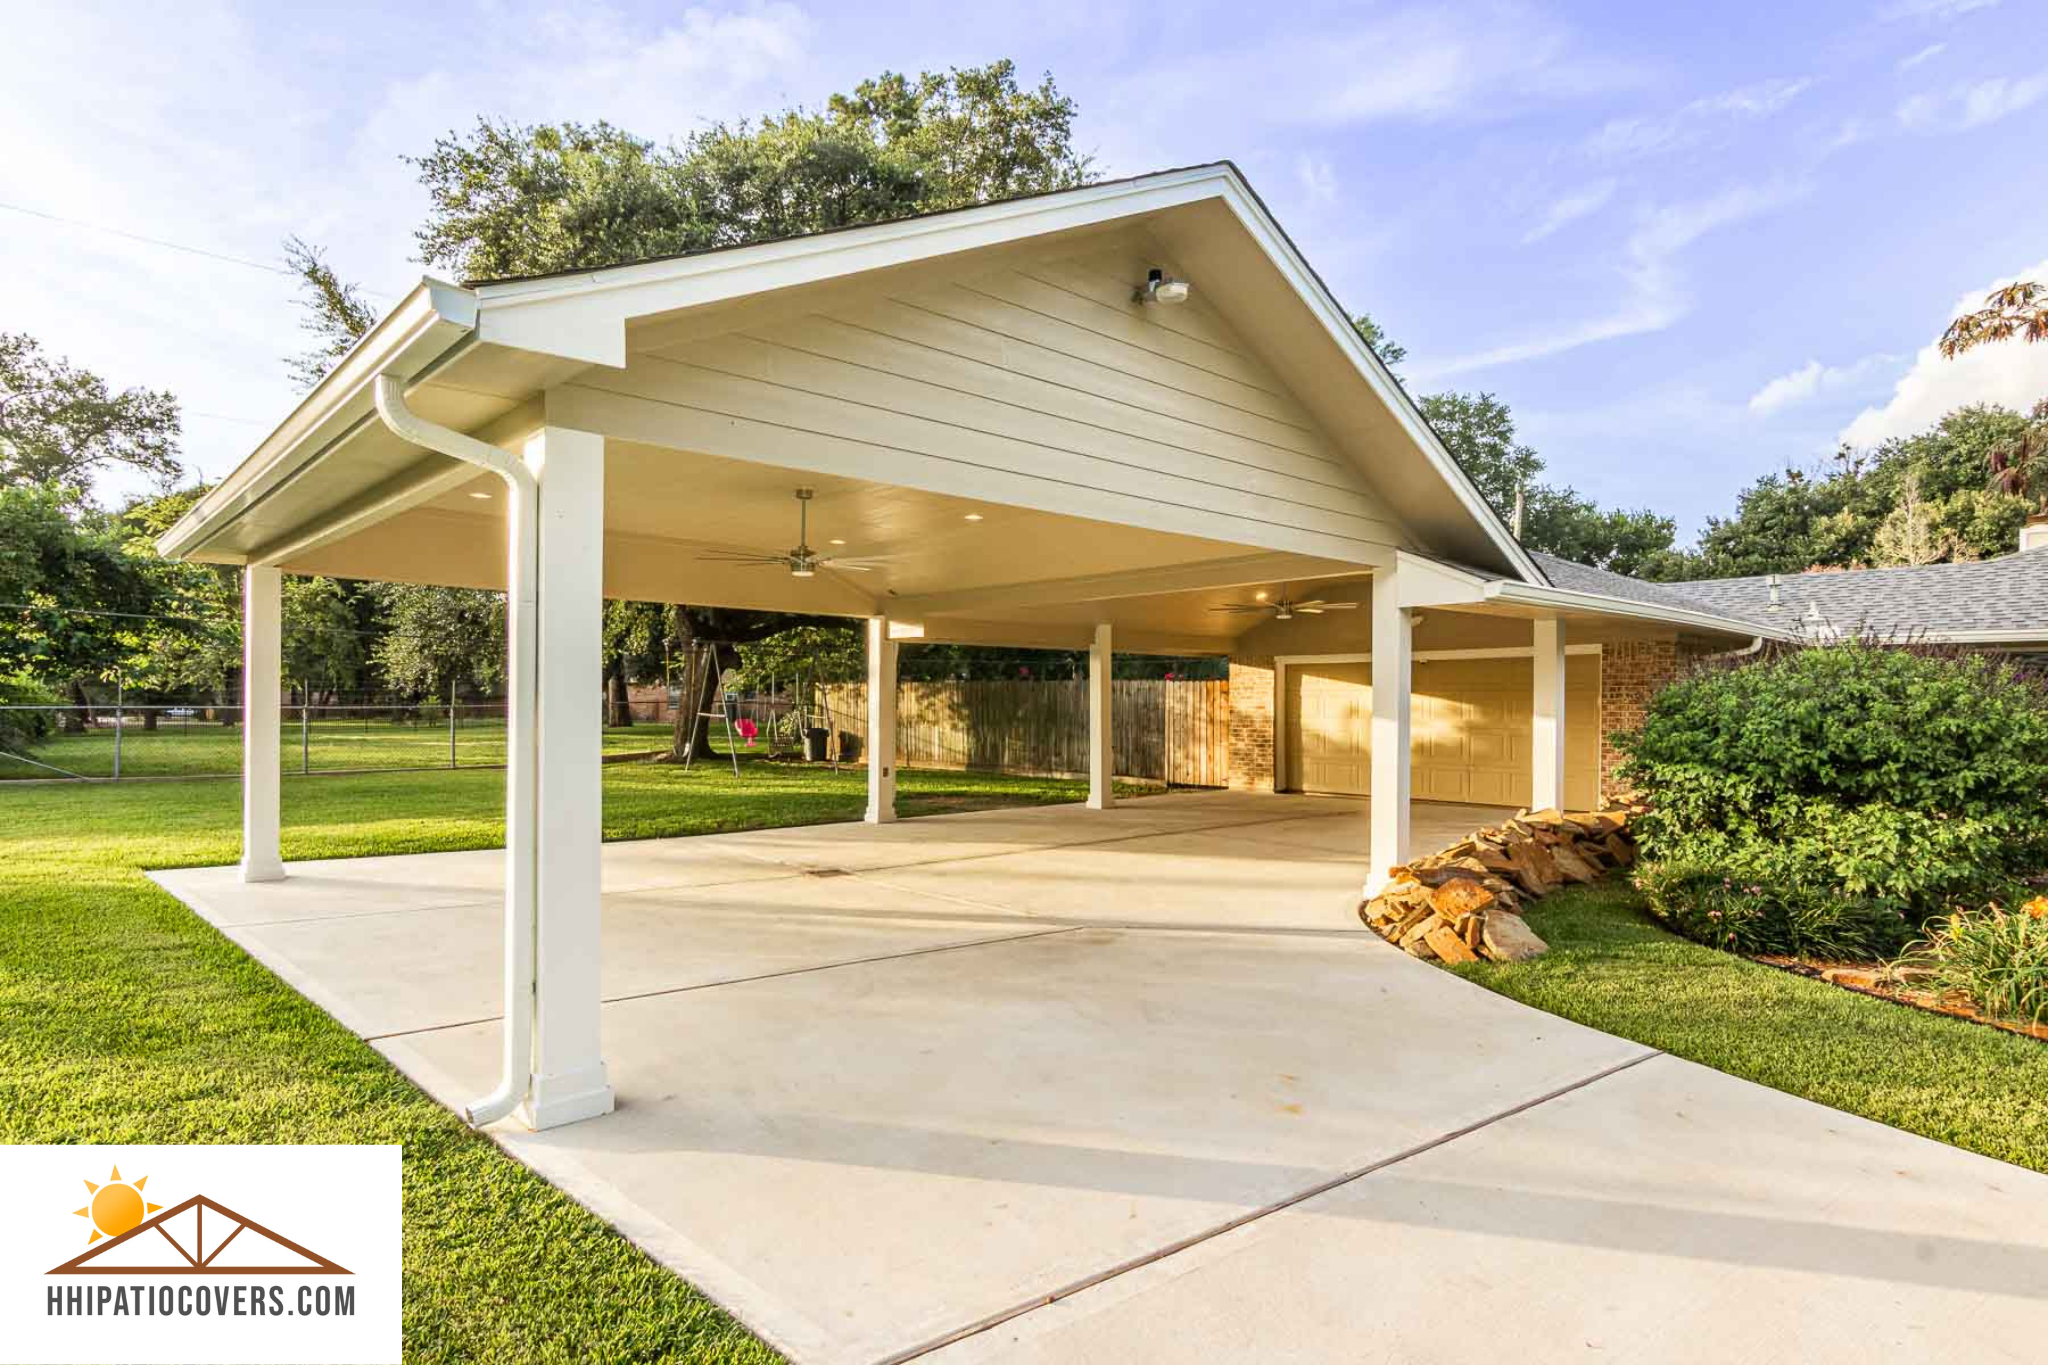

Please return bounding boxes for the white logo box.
[4,1144,400,1365]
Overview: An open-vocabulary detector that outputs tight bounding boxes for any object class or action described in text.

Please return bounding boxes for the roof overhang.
[1392,552,1798,643]
[160,162,1543,583]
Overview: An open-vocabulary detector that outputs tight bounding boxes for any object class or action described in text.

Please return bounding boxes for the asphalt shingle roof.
[1527,552,1774,628]
[1664,552,2048,639]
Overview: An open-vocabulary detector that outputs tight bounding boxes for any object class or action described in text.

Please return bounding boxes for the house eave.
[155,279,479,563]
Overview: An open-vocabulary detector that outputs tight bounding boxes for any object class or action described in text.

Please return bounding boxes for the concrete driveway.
[153,791,2048,1365]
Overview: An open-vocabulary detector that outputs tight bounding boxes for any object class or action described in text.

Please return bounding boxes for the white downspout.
[371,375,536,1127]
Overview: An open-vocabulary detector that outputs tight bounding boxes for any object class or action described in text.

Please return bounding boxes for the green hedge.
[1618,641,2048,958]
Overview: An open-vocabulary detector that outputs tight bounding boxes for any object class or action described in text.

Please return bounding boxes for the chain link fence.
[0,701,680,782]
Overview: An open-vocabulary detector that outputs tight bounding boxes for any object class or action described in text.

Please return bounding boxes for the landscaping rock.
[1356,803,1643,965]
[1482,912,1549,962]
[1431,877,1496,918]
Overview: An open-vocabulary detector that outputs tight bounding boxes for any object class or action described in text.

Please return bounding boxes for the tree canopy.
[407,60,1087,282]
[0,333,182,499]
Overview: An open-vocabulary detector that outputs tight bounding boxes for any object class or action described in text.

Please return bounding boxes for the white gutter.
[1483,578,1798,643]
[371,375,536,1129]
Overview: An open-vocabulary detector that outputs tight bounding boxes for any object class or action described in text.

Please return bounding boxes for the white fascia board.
[1912,628,2048,646]
[156,278,479,561]
[1208,188,1546,588]
[471,165,1242,369]
[1484,579,1796,642]
[1390,550,1492,608]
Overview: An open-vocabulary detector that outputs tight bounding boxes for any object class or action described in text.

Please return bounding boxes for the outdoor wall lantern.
[1135,267,1190,305]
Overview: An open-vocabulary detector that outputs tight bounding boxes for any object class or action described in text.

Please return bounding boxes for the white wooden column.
[1367,567,1412,896]
[1531,618,1567,812]
[865,615,897,823]
[522,423,613,1130]
[240,564,284,883]
[1087,622,1114,809]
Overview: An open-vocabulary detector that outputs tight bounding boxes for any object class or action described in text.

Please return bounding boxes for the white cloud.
[1583,76,1813,161]
[1417,182,1802,380]
[1897,42,1947,69]
[1295,153,1339,205]
[1897,74,2048,130]
[1841,258,2048,446]
[1747,354,1899,414]
[1520,180,1617,244]
[1878,0,1998,20]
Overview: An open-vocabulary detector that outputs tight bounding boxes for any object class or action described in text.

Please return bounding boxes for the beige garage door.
[1284,655,1600,808]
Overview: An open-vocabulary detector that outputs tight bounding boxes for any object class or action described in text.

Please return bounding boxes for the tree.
[0,333,182,499]
[1940,278,2048,513]
[1870,470,1969,567]
[1416,392,1542,513]
[283,238,378,391]
[1351,313,1408,373]
[601,599,669,727]
[409,61,1087,281]
[366,584,505,698]
[1652,406,2036,580]
[109,487,241,722]
[0,484,154,726]
[282,576,366,702]
[1941,280,2048,357]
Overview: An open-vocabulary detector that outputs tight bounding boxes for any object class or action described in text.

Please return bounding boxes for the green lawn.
[1451,881,2048,1174]
[0,758,1143,1362]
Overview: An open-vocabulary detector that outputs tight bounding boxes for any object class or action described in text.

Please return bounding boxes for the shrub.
[1893,897,2048,1025]
[1619,640,2048,957]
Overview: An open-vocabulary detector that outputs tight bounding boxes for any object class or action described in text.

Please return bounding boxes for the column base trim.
[521,1064,615,1130]
[240,859,285,884]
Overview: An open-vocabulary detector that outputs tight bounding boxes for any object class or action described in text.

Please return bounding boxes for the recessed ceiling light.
[468,491,492,500]
[963,513,984,522]
[1254,590,1268,601]
[829,538,846,545]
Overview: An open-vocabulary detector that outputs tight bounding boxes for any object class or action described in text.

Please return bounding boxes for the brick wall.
[1227,656,1275,791]
[1597,635,1725,798]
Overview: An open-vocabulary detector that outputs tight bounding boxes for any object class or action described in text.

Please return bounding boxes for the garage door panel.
[1284,653,1604,806]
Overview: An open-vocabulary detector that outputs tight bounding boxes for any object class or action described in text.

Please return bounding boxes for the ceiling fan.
[1210,594,1361,622]
[695,487,895,578]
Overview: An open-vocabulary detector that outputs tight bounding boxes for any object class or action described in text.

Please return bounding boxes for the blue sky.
[6,0,2046,536]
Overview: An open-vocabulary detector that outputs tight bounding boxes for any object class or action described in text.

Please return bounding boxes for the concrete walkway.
[152,792,2048,1365]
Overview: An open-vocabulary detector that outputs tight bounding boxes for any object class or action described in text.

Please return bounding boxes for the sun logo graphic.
[74,1166,163,1246]
[48,1166,348,1276]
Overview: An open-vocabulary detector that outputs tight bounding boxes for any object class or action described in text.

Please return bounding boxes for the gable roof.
[157,163,1538,583]
[1668,553,2048,644]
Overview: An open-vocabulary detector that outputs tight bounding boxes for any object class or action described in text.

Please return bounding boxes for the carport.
[157,162,1785,1135]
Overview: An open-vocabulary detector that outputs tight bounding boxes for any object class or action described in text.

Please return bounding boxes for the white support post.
[1531,618,1567,813]
[522,423,614,1130]
[865,615,897,823]
[1367,567,1412,896]
[240,564,284,883]
[1087,622,1113,809]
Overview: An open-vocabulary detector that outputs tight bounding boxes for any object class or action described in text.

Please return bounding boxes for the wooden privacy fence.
[820,679,1230,786]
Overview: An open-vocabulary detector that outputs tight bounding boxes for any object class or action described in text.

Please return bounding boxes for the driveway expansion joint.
[880,1047,1666,1365]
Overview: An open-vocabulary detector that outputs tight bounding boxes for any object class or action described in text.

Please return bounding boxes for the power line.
[0,201,398,300]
